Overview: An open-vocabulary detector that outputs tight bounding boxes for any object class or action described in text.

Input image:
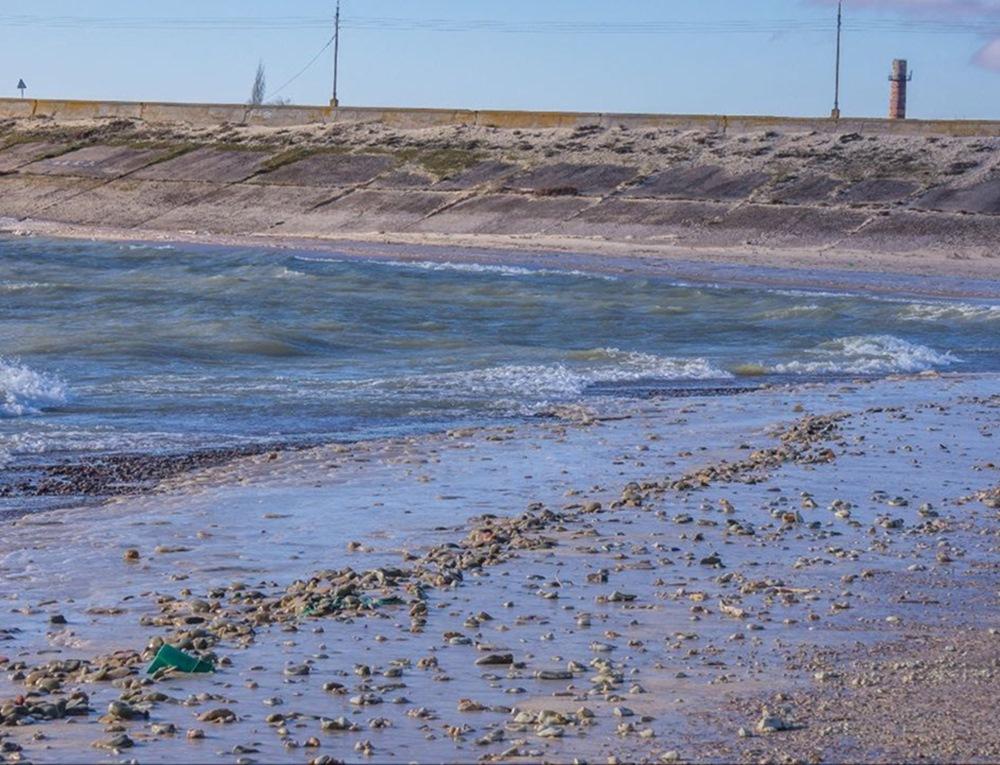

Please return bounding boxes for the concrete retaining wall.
[2,97,1000,137]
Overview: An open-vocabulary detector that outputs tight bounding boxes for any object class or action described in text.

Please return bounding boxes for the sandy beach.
[1,367,998,762]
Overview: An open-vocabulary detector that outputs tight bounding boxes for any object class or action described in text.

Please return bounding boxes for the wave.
[766,335,956,375]
[896,302,1000,323]
[0,281,57,292]
[124,243,175,251]
[754,304,830,320]
[355,348,731,400]
[0,358,69,417]
[293,255,618,281]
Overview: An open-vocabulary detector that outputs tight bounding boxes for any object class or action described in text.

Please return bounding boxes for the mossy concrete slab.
[834,179,921,205]
[369,169,437,189]
[710,205,871,248]
[411,193,591,235]
[845,209,1000,253]
[0,142,71,173]
[626,165,770,201]
[21,145,171,179]
[434,161,518,190]
[37,179,217,227]
[256,153,394,187]
[551,198,728,240]
[0,175,104,219]
[502,163,638,196]
[134,147,275,183]
[278,190,458,235]
[143,184,336,235]
[765,175,842,205]
[914,177,1000,215]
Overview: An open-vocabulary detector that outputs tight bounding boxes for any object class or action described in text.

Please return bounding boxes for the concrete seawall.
[1,105,999,278]
[3,97,1000,137]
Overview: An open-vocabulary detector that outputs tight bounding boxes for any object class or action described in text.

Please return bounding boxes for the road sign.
[17,79,26,98]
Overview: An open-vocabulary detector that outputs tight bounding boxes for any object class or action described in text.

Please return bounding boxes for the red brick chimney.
[889,59,910,119]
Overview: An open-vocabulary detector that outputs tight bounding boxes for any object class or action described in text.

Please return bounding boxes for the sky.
[1,0,999,120]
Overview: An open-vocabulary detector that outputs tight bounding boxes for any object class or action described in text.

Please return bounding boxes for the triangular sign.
[17,79,26,90]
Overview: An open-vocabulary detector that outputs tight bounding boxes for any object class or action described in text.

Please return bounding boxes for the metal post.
[831,0,842,119]
[331,0,341,107]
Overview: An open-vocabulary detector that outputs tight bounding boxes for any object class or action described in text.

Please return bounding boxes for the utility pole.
[831,0,842,119]
[331,0,341,107]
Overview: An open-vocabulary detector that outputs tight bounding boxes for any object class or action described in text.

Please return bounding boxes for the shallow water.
[2,236,999,472]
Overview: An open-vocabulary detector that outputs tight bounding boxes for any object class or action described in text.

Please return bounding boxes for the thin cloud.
[811,0,1000,71]
[974,36,1000,68]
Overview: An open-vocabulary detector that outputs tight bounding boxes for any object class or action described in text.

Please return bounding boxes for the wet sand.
[1,374,997,763]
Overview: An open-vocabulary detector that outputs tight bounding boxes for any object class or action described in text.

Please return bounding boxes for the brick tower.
[889,59,910,119]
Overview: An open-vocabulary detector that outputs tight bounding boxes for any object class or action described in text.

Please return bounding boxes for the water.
[2,235,999,473]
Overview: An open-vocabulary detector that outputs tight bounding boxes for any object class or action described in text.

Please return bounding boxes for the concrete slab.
[277,190,458,235]
[255,153,394,187]
[0,175,103,219]
[914,177,1000,215]
[411,193,591,235]
[626,165,770,201]
[834,178,920,205]
[710,204,871,248]
[133,147,275,183]
[434,161,517,190]
[502,163,638,196]
[765,175,842,205]
[37,179,217,227]
[21,145,171,179]
[143,184,336,235]
[369,169,437,189]
[0,142,72,173]
[845,209,1000,253]
[551,198,728,240]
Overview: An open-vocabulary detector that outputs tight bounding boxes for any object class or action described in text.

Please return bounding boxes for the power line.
[266,34,336,101]
[0,12,994,35]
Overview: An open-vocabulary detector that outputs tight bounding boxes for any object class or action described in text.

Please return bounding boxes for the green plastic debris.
[302,593,405,618]
[146,644,214,675]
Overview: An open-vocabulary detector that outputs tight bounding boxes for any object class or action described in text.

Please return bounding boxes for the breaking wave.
[355,348,731,400]
[295,255,617,281]
[769,335,956,375]
[896,302,1000,323]
[0,359,69,417]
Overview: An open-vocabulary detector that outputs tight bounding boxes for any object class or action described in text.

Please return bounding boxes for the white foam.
[355,348,731,400]
[383,259,619,281]
[0,359,69,417]
[124,243,175,251]
[755,304,827,320]
[896,302,1000,323]
[0,281,53,291]
[770,335,956,375]
[293,255,618,281]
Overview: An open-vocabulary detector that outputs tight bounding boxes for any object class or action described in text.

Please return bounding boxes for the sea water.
[2,236,998,474]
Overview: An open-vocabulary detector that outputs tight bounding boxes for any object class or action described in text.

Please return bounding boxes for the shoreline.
[1,373,997,762]
[5,220,1000,301]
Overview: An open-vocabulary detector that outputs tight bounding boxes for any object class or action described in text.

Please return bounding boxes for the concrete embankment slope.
[1,103,998,275]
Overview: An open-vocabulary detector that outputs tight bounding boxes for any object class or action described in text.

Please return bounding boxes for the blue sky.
[2,0,998,119]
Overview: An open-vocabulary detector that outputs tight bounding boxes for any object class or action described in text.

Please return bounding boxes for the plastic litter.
[146,643,214,674]
[302,594,404,617]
